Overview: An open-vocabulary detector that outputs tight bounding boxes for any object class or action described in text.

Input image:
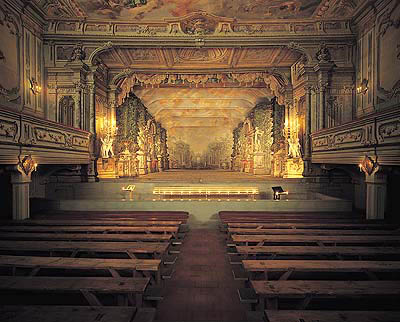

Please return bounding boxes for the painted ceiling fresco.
[75,0,323,20]
[99,47,301,70]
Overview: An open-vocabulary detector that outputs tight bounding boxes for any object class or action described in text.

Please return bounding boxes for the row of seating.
[0,211,190,322]
[220,211,400,322]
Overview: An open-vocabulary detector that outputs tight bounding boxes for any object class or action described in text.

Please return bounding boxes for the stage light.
[272,186,288,200]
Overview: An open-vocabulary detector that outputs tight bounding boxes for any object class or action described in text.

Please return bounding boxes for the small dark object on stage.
[272,186,288,200]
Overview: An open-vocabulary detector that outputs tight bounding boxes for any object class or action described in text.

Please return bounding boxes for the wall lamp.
[29,77,41,95]
[356,78,368,95]
[358,155,379,176]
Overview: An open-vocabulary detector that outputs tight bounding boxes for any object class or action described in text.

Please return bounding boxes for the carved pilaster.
[314,61,334,131]
[304,85,313,160]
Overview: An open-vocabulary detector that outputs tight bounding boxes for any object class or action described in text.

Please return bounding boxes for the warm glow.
[29,78,41,95]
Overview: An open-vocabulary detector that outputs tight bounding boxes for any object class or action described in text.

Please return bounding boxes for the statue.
[100,134,114,159]
[254,127,264,152]
[315,43,331,62]
[137,128,146,152]
[288,135,302,159]
[69,43,86,61]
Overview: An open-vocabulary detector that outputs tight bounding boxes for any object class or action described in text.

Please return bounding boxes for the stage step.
[229,254,245,265]
[169,245,181,254]
[144,286,165,302]
[179,224,190,233]
[246,310,265,322]
[161,266,175,279]
[232,267,249,281]
[163,254,178,265]
[238,288,258,304]
[133,308,156,322]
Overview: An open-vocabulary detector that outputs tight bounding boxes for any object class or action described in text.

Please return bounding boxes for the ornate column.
[358,155,386,220]
[84,68,98,182]
[319,83,327,130]
[304,86,313,159]
[365,172,387,220]
[314,43,334,131]
[9,156,37,220]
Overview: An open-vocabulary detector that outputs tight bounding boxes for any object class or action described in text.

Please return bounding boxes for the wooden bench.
[235,245,400,259]
[153,186,259,200]
[0,241,169,259]
[252,280,400,310]
[222,218,367,223]
[242,259,400,281]
[228,227,399,236]
[0,305,156,322]
[1,219,182,226]
[32,213,188,223]
[219,211,359,219]
[227,222,397,229]
[0,225,179,238]
[231,234,400,246]
[0,276,150,307]
[0,255,162,284]
[264,310,400,322]
[0,232,173,243]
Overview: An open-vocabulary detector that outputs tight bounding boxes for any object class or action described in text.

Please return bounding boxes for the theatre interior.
[1,0,400,321]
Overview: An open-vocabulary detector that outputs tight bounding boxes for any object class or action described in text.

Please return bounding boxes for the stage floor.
[129,169,285,183]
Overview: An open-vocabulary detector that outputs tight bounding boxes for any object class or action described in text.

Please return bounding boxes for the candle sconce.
[356,79,368,95]
[358,155,379,176]
[29,78,41,95]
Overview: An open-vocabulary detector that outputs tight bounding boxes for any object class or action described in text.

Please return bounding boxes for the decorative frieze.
[333,129,364,145]
[35,127,66,145]
[43,13,352,39]
[0,108,90,153]
[312,107,399,160]
[0,118,18,142]
[378,119,400,143]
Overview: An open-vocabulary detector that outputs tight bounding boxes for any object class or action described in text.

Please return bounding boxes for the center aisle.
[156,228,246,321]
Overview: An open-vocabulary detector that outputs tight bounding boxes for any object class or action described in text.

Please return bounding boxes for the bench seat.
[0,232,172,242]
[252,280,400,310]
[0,276,149,307]
[264,310,400,322]
[0,255,162,284]
[0,306,155,322]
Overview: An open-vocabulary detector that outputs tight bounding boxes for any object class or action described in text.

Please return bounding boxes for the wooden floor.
[155,229,246,321]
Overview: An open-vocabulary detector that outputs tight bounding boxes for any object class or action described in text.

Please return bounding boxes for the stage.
[37,170,353,227]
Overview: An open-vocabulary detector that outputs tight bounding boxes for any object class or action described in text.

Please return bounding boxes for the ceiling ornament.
[181,14,216,35]
[42,0,85,18]
[174,48,229,63]
[117,71,286,105]
[315,42,332,62]
[314,0,359,18]
[69,43,86,61]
